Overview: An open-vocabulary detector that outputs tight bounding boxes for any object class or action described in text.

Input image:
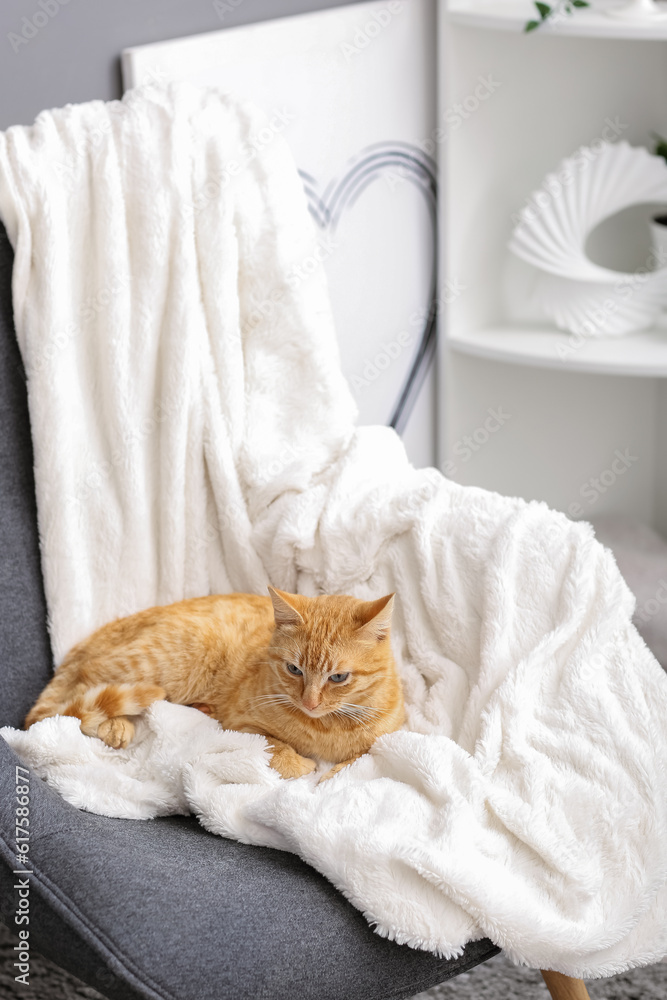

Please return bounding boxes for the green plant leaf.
[572,1,589,6]
[535,1,551,17]
[524,18,541,30]
[653,132,667,163]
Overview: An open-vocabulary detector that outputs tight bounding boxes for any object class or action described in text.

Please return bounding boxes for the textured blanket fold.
[2,83,667,978]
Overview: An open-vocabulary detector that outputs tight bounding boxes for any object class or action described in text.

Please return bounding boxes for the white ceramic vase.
[508,141,667,336]
[651,216,667,270]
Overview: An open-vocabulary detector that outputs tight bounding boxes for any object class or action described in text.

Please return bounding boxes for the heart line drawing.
[299,141,437,434]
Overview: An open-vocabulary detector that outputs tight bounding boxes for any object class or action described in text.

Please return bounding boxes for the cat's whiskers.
[250,693,292,705]
[249,693,299,716]
[341,702,385,720]
[331,707,375,735]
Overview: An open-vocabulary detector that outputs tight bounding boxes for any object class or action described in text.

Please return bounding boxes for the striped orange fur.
[25,588,405,779]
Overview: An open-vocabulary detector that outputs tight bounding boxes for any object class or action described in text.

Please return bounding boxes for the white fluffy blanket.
[1,83,667,979]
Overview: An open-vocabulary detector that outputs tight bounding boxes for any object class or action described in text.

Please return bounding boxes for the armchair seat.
[0,754,498,1000]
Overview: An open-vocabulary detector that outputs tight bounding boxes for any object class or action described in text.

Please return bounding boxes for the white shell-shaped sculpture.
[509,141,667,336]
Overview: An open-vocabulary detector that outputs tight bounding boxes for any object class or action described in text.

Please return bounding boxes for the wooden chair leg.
[541,969,591,1000]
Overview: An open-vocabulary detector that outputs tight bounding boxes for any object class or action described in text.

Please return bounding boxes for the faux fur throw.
[1,83,667,979]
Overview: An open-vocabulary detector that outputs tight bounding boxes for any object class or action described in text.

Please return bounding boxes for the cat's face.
[266,588,396,720]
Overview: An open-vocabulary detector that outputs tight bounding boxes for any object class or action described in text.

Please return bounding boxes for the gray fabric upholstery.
[0,742,499,1000]
[0,224,54,730]
[0,220,499,999]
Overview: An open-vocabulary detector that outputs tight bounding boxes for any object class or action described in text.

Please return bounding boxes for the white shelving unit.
[438,0,667,532]
[449,321,667,376]
[448,0,667,39]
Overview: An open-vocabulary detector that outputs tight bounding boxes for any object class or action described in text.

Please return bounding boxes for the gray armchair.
[0,220,501,1000]
[0,218,596,1000]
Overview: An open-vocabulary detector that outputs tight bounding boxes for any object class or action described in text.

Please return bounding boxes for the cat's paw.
[98,716,135,749]
[269,750,317,779]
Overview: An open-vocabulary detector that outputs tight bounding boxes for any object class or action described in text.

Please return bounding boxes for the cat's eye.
[286,663,302,676]
[329,672,350,684]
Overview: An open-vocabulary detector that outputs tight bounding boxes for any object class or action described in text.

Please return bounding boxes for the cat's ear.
[355,594,395,643]
[268,587,305,627]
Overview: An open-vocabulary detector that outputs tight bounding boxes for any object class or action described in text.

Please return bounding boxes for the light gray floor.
[2,918,667,1000]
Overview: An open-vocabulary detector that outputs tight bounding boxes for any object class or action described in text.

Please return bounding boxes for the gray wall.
[0,0,363,130]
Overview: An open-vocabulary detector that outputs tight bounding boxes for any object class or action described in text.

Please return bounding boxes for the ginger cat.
[25,588,405,780]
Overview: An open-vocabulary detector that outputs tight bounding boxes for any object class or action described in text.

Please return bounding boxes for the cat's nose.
[302,691,320,711]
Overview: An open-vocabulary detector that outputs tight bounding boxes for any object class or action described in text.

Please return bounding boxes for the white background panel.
[123,0,438,468]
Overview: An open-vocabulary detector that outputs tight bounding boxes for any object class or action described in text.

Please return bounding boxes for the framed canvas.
[122,0,437,467]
